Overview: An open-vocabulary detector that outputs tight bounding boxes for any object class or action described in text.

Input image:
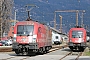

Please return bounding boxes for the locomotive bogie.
[68,42,86,51]
[13,43,52,55]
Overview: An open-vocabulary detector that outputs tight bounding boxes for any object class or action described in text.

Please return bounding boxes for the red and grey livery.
[68,27,87,51]
[12,19,52,55]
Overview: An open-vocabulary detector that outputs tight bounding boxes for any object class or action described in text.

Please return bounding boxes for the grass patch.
[84,51,90,56]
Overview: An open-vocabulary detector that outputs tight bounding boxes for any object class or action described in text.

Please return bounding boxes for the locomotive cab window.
[72,31,83,38]
[17,25,34,36]
[55,36,58,39]
[38,27,41,33]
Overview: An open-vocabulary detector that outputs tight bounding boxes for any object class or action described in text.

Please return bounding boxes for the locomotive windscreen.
[17,25,34,36]
[72,31,83,38]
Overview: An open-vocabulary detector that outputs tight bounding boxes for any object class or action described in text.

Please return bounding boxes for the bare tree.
[0,0,13,40]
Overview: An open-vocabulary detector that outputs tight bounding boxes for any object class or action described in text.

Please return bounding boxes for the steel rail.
[59,52,73,60]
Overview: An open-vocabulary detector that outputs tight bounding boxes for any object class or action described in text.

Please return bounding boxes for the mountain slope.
[13,0,90,32]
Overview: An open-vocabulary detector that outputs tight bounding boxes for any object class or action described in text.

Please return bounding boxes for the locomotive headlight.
[13,34,17,42]
[32,35,37,43]
[32,38,36,43]
[13,37,16,42]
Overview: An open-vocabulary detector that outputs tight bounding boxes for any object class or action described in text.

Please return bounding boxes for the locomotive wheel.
[45,47,49,53]
[79,47,85,52]
[21,51,27,55]
[38,48,44,54]
[15,49,20,55]
[20,48,27,55]
[69,46,73,51]
[27,50,36,55]
[40,48,44,54]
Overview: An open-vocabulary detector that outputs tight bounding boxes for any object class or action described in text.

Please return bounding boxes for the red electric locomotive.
[68,26,87,51]
[12,19,52,55]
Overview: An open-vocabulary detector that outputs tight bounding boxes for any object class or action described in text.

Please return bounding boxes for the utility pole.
[59,15,62,33]
[54,12,56,29]
[81,10,85,27]
[76,10,79,26]
[14,9,18,25]
[14,10,17,20]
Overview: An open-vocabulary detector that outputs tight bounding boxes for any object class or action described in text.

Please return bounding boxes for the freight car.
[12,19,52,55]
[68,26,87,51]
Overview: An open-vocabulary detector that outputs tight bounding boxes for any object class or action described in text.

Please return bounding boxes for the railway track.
[0,44,67,52]
[75,52,83,60]
[60,51,73,60]
[0,52,84,60]
[49,44,68,52]
[1,57,16,60]
[0,44,68,60]
[0,46,12,52]
[59,50,85,60]
[1,56,30,60]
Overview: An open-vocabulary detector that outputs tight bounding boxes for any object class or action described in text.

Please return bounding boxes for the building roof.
[49,27,67,36]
